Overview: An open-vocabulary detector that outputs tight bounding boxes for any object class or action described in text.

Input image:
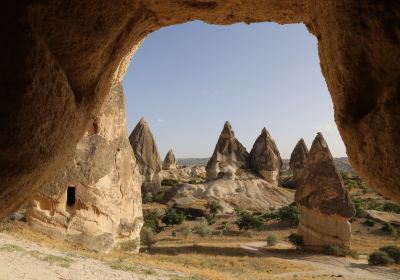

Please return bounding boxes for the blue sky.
[123,21,346,159]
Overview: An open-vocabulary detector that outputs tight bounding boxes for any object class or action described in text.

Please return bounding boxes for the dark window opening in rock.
[67,186,76,207]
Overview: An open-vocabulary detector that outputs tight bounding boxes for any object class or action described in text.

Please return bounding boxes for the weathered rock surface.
[249,128,282,186]
[160,165,206,183]
[1,1,400,219]
[206,122,249,179]
[289,138,309,183]
[163,149,177,170]
[26,84,143,252]
[364,210,400,226]
[171,172,294,214]
[296,133,355,250]
[129,118,162,194]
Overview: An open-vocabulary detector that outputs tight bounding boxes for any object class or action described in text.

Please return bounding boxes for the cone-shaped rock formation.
[129,118,162,194]
[206,121,249,179]
[163,149,177,170]
[295,132,355,251]
[26,83,143,252]
[289,138,309,183]
[249,127,282,186]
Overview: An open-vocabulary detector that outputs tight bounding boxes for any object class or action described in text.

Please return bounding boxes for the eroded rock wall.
[26,84,143,252]
[1,1,399,219]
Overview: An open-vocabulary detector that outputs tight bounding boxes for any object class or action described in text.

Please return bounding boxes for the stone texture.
[295,132,355,250]
[206,121,249,179]
[129,118,162,194]
[289,138,309,183]
[26,84,143,252]
[249,128,282,185]
[171,171,294,214]
[163,149,177,170]
[1,1,400,219]
[364,209,400,226]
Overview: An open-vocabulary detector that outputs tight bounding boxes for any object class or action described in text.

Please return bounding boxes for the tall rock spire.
[295,132,355,251]
[163,149,177,170]
[289,138,308,183]
[206,121,249,179]
[129,117,162,194]
[249,127,282,186]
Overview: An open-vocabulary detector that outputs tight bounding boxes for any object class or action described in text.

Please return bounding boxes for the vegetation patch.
[324,245,359,259]
[235,210,264,231]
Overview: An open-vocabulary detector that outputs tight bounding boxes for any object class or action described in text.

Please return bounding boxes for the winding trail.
[241,241,400,280]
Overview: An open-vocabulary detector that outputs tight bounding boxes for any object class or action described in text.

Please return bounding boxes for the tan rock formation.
[129,118,162,194]
[206,121,249,179]
[249,128,282,185]
[1,1,400,219]
[26,84,143,252]
[289,138,309,183]
[171,171,294,214]
[163,149,177,170]
[295,132,355,251]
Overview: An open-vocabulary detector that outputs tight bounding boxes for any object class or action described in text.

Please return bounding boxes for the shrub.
[140,227,156,249]
[325,245,359,259]
[383,202,400,214]
[206,215,216,225]
[380,246,400,264]
[288,233,303,249]
[205,200,222,225]
[235,211,264,231]
[143,209,165,233]
[277,204,299,226]
[195,218,211,237]
[364,219,376,227]
[351,198,364,217]
[247,230,254,238]
[266,234,278,247]
[161,179,181,187]
[179,225,191,239]
[143,192,153,204]
[152,192,165,203]
[162,208,184,227]
[381,223,398,236]
[368,250,395,266]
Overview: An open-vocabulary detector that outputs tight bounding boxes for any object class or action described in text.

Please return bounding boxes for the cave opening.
[67,186,76,207]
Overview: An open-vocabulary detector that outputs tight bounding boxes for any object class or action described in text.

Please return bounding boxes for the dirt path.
[241,241,400,280]
[0,233,183,280]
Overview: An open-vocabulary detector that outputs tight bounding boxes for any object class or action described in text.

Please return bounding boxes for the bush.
[383,202,400,214]
[288,233,303,249]
[381,223,398,236]
[380,246,400,264]
[277,204,299,226]
[143,192,153,204]
[178,225,191,239]
[351,198,364,217]
[205,200,222,225]
[325,245,359,259]
[247,230,254,238]
[368,250,395,266]
[140,227,156,249]
[143,209,165,233]
[266,234,278,247]
[235,211,264,231]
[161,179,181,187]
[162,208,184,227]
[195,218,211,237]
[364,219,376,227]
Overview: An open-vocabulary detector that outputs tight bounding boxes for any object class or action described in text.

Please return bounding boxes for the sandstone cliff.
[26,84,143,252]
[129,118,162,194]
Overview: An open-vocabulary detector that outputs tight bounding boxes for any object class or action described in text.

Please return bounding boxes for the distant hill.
[178,157,356,175]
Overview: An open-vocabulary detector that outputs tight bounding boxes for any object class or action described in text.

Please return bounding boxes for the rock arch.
[1,1,399,219]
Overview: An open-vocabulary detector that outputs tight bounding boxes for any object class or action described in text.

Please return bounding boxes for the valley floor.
[0,221,399,280]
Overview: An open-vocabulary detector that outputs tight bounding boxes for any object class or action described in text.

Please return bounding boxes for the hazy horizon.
[123,21,347,159]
